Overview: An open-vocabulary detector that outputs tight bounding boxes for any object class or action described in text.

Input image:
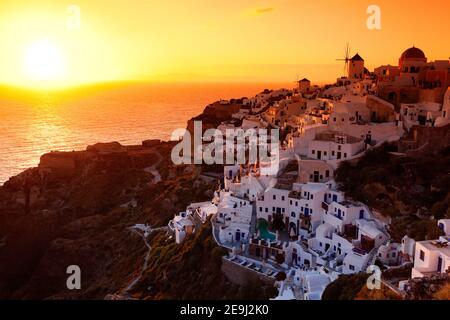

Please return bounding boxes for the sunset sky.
[0,0,449,88]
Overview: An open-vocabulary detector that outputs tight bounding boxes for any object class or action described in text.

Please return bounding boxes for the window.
[349,265,355,271]
[265,208,268,213]
[291,212,296,217]
[420,250,425,261]
[326,170,330,177]
[311,195,313,199]
[332,151,335,156]
[259,207,262,212]
[282,196,285,201]
[273,195,276,200]
[295,201,298,206]
[290,200,292,205]
[282,208,285,213]
[320,242,323,247]
[344,153,347,158]
[338,145,341,151]
[261,196,264,201]
[312,150,315,154]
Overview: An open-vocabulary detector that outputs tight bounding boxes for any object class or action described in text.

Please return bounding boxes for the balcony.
[289,190,302,200]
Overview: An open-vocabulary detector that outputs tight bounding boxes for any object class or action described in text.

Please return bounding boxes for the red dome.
[400,46,426,59]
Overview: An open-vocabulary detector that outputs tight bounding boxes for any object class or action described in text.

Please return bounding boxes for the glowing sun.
[22,38,66,81]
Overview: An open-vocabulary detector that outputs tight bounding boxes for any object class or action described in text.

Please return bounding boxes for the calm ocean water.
[0,82,288,184]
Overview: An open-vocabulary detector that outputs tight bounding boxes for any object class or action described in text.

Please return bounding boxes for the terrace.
[223,254,284,278]
[289,190,302,200]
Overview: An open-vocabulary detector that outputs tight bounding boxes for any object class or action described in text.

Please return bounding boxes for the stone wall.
[366,95,396,122]
[221,258,275,287]
[398,123,450,153]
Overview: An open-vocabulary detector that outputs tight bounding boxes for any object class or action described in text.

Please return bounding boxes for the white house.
[400,102,442,128]
[411,219,450,278]
[169,212,195,244]
[307,131,364,162]
[216,191,253,245]
[435,87,450,127]
[377,241,401,266]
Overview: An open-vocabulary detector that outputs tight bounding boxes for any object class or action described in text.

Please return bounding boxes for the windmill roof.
[351,53,364,61]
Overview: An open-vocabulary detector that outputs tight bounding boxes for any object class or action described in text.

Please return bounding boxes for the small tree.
[275,253,285,265]
[271,216,285,231]
[275,272,286,281]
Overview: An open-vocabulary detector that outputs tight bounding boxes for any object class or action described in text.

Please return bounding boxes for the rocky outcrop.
[0,139,217,299]
[404,274,449,300]
[187,100,242,134]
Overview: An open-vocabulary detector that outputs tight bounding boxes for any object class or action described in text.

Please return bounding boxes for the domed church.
[374,46,449,107]
[398,46,427,73]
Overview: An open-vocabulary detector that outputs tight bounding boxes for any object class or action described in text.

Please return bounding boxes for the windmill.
[336,43,351,76]
[293,73,300,92]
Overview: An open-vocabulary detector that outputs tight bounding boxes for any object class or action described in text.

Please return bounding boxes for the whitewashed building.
[411,219,450,278]
[307,131,364,162]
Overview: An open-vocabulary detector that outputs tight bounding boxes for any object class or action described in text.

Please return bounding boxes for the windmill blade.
[345,42,351,60]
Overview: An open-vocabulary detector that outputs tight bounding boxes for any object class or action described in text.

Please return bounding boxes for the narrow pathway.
[144,151,163,184]
[107,225,167,300]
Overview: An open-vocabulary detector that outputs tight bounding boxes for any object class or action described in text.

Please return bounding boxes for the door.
[313,171,319,182]
[359,210,364,219]
[236,230,241,241]
[332,194,337,202]
[437,256,443,272]
[317,150,322,160]
[337,152,341,160]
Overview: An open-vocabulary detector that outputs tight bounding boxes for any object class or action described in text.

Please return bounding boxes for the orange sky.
[0,0,449,88]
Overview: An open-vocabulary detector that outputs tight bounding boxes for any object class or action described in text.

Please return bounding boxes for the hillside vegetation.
[335,143,450,241]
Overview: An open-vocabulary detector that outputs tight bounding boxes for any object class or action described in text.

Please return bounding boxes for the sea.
[0,81,290,184]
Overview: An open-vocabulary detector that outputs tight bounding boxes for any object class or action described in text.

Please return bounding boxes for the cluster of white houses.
[167,46,450,299]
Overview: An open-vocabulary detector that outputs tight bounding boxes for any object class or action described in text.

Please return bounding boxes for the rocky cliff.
[0,101,276,300]
[0,140,197,299]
